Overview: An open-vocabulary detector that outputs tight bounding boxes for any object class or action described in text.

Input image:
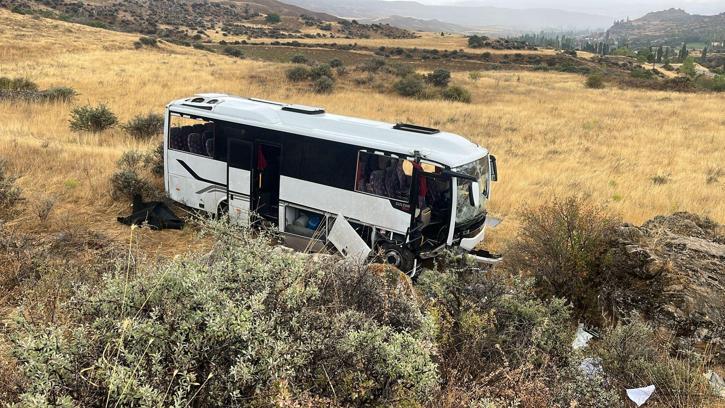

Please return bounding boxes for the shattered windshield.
[454,156,489,224]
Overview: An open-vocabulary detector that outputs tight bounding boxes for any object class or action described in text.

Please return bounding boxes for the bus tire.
[380,242,415,275]
[217,200,229,219]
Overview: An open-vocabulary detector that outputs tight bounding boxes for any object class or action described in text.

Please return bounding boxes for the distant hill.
[0,0,415,39]
[282,0,614,32]
[359,16,473,34]
[607,9,725,47]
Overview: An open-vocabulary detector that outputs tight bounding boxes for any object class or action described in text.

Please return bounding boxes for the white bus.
[164,94,499,273]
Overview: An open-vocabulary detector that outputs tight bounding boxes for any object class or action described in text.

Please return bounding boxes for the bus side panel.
[167,151,227,213]
[279,176,410,234]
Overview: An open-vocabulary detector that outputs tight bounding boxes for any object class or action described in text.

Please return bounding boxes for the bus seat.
[187,133,205,155]
[369,170,387,196]
[205,138,215,157]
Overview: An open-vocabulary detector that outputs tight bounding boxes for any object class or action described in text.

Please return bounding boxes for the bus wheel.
[217,201,229,219]
[380,242,415,276]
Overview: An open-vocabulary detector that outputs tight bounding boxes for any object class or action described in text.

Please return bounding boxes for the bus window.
[169,113,215,158]
[355,152,411,202]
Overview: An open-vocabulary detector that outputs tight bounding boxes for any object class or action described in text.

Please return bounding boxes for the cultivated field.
[1,9,723,252]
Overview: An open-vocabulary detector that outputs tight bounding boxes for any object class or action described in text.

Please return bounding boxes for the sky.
[387,0,725,18]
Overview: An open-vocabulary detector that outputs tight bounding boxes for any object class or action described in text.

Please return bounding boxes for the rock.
[703,371,725,398]
[604,212,725,361]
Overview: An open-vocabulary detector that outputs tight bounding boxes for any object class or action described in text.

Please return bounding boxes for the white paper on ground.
[572,323,594,349]
[626,385,655,406]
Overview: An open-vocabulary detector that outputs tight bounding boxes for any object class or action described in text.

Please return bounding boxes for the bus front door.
[227,139,252,225]
[252,143,281,222]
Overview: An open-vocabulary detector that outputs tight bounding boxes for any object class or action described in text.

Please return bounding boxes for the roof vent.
[282,104,325,115]
[206,99,219,104]
[393,123,440,135]
[190,97,205,103]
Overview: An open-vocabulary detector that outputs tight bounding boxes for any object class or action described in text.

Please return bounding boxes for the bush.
[313,76,335,94]
[426,68,451,87]
[42,87,76,102]
[0,77,37,92]
[290,54,307,64]
[122,113,164,139]
[394,75,425,98]
[631,66,655,79]
[329,58,344,68]
[286,66,310,82]
[309,64,333,80]
[0,158,22,220]
[585,73,605,89]
[469,71,482,81]
[265,13,281,24]
[507,196,619,323]
[109,150,158,200]
[138,36,158,47]
[441,85,471,103]
[69,104,118,133]
[223,46,245,59]
[9,220,439,406]
[597,317,709,407]
[359,58,386,73]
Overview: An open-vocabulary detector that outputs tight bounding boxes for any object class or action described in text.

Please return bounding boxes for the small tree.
[680,56,697,77]
[223,46,245,59]
[69,104,118,133]
[426,69,451,87]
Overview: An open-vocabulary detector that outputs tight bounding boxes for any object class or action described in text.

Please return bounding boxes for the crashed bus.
[164,94,499,274]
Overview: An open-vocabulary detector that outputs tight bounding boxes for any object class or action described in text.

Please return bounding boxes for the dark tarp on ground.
[117,196,184,230]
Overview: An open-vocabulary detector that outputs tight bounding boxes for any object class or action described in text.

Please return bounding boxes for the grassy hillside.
[1,9,722,250]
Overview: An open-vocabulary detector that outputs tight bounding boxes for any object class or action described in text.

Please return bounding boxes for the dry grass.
[1,10,723,254]
[241,32,557,55]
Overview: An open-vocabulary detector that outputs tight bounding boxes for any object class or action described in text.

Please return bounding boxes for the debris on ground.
[117,195,184,230]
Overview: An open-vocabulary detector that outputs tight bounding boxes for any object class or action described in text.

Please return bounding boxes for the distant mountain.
[360,16,473,33]
[282,0,614,32]
[607,9,725,47]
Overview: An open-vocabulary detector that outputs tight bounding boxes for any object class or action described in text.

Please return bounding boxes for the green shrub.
[394,75,425,98]
[223,46,244,59]
[0,77,37,92]
[0,158,22,220]
[9,220,439,405]
[469,71,482,81]
[69,104,118,133]
[290,54,308,64]
[313,76,335,94]
[122,113,164,139]
[286,66,310,82]
[426,69,451,87]
[109,150,159,200]
[42,87,76,102]
[329,58,344,68]
[680,56,697,77]
[696,74,725,92]
[585,73,605,89]
[138,36,158,47]
[506,196,619,323]
[309,64,333,80]
[631,66,655,79]
[265,13,281,24]
[359,58,387,73]
[441,85,471,103]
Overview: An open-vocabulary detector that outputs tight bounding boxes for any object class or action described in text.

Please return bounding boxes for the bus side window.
[169,114,215,158]
[355,152,411,202]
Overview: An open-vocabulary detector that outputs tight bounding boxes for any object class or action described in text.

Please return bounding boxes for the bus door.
[227,139,252,225]
[252,142,281,222]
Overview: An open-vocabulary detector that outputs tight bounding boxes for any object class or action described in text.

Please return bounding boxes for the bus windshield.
[454,156,489,225]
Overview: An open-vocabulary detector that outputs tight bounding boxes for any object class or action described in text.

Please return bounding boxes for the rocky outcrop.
[604,212,724,359]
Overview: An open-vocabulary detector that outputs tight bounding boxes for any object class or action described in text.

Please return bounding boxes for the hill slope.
[283,0,614,33]
[0,0,415,39]
[607,8,725,47]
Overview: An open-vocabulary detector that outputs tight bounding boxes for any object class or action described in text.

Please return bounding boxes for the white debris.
[572,323,594,349]
[578,357,603,379]
[626,385,655,407]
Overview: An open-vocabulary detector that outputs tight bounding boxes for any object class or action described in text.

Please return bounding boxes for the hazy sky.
[388,0,725,18]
